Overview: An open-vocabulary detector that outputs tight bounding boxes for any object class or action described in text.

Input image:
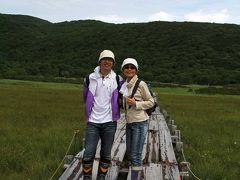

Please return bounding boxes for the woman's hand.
[126,97,136,106]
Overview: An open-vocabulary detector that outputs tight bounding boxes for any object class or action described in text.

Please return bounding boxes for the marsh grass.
[156,88,240,179]
[0,80,85,179]
[1,80,239,179]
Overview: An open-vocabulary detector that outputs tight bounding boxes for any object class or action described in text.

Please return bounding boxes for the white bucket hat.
[98,50,115,63]
[121,58,139,71]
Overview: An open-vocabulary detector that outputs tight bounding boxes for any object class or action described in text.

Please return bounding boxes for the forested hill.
[1,13,240,85]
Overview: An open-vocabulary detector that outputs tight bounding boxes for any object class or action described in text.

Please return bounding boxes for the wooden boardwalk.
[59,106,181,180]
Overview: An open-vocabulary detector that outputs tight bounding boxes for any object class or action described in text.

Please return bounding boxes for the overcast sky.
[1,0,240,24]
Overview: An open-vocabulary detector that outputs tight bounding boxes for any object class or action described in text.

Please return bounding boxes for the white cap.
[98,50,115,63]
[121,58,138,71]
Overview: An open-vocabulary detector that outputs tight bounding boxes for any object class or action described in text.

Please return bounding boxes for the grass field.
[0,79,85,179]
[156,87,240,179]
[0,79,239,179]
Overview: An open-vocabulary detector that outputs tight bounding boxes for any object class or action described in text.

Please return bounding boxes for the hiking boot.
[82,160,93,180]
[97,160,110,180]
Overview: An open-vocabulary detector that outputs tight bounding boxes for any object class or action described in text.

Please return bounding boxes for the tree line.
[1,13,240,85]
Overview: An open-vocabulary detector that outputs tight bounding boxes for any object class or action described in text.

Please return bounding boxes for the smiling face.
[99,57,114,75]
[123,64,137,80]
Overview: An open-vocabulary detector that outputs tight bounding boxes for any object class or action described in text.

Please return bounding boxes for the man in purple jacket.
[82,50,123,180]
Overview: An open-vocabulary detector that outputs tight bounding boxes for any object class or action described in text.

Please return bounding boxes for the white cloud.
[184,9,230,23]
[69,0,84,3]
[1,0,239,24]
[90,12,175,24]
[148,12,174,22]
[91,15,138,24]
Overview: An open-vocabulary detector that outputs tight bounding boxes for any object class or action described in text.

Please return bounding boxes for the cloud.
[184,9,230,23]
[148,12,174,22]
[90,12,175,24]
[35,0,84,10]
[69,0,84,3]
[91,11,176,24]
[90,15,138,23]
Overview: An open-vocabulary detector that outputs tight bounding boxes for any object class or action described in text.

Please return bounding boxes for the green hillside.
[1,13,240,85]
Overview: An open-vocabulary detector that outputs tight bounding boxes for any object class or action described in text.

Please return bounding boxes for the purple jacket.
[83,68,123,122]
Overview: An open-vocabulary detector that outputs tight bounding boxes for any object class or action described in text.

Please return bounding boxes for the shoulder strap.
[128,79,141,109]
[85,74,90,87]
[130,79,141,98]
[116,74,120,91]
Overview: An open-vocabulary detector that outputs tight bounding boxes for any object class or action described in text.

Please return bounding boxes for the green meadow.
[0,79,239,179]
[0,79,85,180]
[156,87,240,179]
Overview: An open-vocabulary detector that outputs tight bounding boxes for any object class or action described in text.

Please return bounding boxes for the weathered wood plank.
[59,150,84,180]
[127,164,163,180]
[157,112,180,180]
[163,164,180,180]
[158,114,177,163]
[143,115,161,164]
[144,163,163,180]
[106,118,127,180]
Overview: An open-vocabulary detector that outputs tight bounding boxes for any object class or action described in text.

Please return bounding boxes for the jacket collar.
[127,75,138,89]
[92,66,114,79]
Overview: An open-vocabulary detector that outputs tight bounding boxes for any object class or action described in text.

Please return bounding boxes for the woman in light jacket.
[120,58,154,180]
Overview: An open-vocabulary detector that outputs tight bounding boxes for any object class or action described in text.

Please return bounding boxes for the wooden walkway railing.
[59,103,183,180]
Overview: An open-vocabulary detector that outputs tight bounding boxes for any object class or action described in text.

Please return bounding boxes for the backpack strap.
[129,79,141,109]
[85,74,90,87]
[116,74,120,91]
[130,79,141,98]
